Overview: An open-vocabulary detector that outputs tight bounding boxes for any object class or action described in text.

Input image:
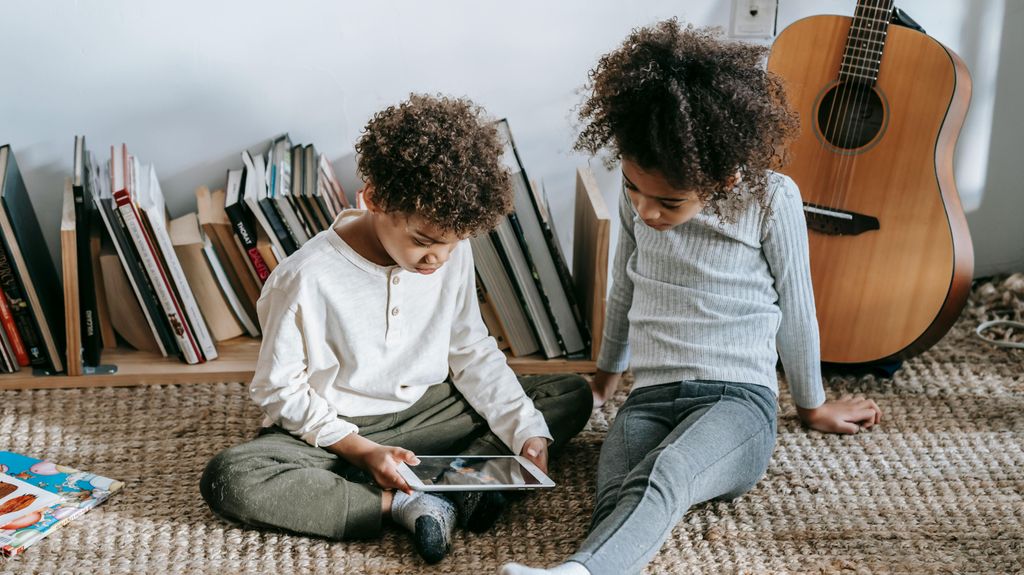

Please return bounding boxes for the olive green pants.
[200,374,591,540]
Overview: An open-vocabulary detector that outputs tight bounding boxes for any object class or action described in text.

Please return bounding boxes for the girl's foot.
[499,561,590,575]
[444,491,507,532]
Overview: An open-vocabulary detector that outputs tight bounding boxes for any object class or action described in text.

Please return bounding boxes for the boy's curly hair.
[355,94,512,237]
[575,20,798,219]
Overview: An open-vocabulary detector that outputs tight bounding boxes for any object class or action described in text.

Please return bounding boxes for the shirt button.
[392,276,400,285]
[391,307,400,316]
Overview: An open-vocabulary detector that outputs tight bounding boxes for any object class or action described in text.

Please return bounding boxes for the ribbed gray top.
[597,172,826,409]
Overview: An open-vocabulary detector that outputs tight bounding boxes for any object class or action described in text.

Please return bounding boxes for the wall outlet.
[729,0,777,39]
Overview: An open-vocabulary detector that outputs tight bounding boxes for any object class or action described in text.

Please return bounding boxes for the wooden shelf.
[0,167,610,391]
[0,337,598,390]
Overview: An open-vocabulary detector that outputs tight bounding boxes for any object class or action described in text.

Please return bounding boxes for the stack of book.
[0,145,66,375]
[58,135,350,372]
[471,120,591,359]
[0,451,122,557]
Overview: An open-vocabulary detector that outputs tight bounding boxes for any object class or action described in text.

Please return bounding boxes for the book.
[0,473,62,534]
[60,177,83,376]
[243,149,296,258]
[491,217,561,358]
[222,169,272,284]
[72,136,102,367]
[94,156,175,357]
[0,145,65,373]
[469,234,539,357]
[303,144,331,231]
[111,145,202,364]
[168,212,246,342]
[267,135,310,245]
[0,451,123,557]
[318,153,350,216]
[196,186,261,329]
[134,159,218,362]
[87,156,119,350]
[0,284,27,370]
[496,120,588,358]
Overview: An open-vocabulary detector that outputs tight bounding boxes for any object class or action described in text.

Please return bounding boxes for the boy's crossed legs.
[503,380,777,575]
[200,374,591,563]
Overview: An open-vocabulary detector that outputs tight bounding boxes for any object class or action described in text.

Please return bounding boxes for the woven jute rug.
[2,276,1022,574]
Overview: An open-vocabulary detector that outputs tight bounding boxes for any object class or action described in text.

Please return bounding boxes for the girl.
[501,20,882,575]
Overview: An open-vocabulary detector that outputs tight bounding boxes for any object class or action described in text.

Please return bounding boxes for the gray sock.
[391,491,457,564]
[444,490,507,532]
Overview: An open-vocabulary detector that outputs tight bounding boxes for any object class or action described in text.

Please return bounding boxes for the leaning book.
[0,451,123,557]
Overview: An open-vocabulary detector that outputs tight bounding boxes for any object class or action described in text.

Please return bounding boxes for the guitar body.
[768,15,973,365]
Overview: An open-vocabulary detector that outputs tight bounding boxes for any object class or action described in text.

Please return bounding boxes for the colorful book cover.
[0,451,123,557]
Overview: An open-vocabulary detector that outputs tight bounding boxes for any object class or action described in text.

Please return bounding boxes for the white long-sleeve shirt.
[597,172,827,409]
[249,210,552,455]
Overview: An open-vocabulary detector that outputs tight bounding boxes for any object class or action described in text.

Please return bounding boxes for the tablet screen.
[406,456,542,488]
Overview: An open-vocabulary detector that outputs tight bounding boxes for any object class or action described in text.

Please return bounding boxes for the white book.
[136,163,218,361]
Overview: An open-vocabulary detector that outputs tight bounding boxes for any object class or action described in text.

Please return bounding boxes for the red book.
[0,284,29,366]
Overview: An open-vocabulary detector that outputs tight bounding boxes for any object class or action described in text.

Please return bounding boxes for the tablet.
[396,455,555,491]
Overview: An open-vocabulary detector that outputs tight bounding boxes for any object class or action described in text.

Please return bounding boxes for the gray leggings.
[570,381,777,575]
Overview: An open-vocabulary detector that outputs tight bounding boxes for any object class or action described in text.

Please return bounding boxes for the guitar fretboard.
[839,0,895,84]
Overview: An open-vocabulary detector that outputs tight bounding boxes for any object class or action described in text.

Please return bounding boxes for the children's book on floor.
[0,451,123,557]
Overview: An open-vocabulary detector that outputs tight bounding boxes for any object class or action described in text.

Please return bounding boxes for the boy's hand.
[520,437,549,475]
[328,433,420,494]
[590,369,622,408]
[797,394,882,435]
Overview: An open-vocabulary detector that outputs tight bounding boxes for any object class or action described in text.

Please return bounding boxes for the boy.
[200,94,592,564]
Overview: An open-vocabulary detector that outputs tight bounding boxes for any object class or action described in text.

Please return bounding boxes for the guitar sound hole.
[816,82,885,150]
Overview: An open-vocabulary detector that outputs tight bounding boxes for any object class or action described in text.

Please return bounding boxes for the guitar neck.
[839,0,895,85]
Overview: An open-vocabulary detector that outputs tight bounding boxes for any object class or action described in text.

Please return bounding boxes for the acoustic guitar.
[767,0,973,365]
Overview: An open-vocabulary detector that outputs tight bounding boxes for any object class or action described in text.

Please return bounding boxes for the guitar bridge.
[803,203,880,235]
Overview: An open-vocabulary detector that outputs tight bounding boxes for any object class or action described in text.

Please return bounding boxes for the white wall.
[0,0,1016,280]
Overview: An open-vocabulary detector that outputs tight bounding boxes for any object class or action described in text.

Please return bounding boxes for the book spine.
[223,202,271,282]
[113,190,202,364]
[0,284,27,367]
[505,208,568,357]
[143,209,218,361]
[258,196,299,255]
[97,197,173,357]
[0,245,46,366]
[72,185,101,366]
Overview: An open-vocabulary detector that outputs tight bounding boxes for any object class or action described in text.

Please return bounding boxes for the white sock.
[391,490,457,564]
[498,561,590,575]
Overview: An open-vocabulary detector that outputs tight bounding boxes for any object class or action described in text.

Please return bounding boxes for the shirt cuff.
[510,420,554,456]
[302,419,358,449]
[596,336,630,373]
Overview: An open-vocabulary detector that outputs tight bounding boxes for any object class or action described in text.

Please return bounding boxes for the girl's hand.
[590,369,623,408]
[328,434,420,494]
[520,437,549,475]
[797,394,882,435]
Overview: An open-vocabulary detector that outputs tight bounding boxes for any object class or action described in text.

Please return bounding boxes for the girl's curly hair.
[575,20,798,219]
[356,94,512,237]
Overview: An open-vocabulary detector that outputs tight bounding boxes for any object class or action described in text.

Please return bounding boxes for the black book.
[73,136,102,367]
[223,168,271,283]
[0,145,66,373]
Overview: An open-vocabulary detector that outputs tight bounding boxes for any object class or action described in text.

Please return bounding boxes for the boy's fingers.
[395,448,420,465]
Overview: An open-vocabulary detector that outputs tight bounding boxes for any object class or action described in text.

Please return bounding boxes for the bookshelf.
[0,167,610,391]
